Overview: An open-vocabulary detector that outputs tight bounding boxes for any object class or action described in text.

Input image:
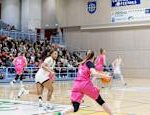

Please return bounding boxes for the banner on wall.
[112,0,141,7]
[87,1,97,14]
[111,8,150,23]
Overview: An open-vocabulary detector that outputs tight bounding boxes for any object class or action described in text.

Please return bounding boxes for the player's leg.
[10,74,19,86]
[96,95,113,115]
[71,83,84,112]
[41,80,54,109]
[42,80,53,101]
[120,74,127,86]
[36,82,44,107]
[83,82,113,115]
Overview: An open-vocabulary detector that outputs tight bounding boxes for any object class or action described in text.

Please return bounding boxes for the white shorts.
[35,70,49,84]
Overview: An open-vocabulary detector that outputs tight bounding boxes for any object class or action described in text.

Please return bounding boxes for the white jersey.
[114,66,121,74]
[35,57,56,83]
[113,58,122,74]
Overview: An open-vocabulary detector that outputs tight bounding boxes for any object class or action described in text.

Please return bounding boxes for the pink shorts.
[15,67,24,75]
[71,80,100,103]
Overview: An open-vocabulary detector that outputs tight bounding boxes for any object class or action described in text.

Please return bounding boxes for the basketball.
[100,74,112,84]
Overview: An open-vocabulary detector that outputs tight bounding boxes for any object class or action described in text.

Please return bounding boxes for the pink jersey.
[95,54,105,71]
[71,61,99,103]
[75,62,91,81]
[13,56,26,74]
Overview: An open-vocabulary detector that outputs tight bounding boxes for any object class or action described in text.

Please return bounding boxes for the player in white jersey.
[112,56,127,86]
[35,49,58,108]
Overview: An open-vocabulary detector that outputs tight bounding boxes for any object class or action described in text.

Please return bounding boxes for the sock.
[39,96,42,100]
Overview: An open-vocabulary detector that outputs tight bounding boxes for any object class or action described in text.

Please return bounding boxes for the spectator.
[0,39,80,71]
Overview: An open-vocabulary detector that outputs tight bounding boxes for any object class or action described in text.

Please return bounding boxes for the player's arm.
[86,61,111,82]
[103,55,106,66]
[24,57,28,67]
[111,59,116,68]
[94,57,98,64]
[86,61,107,78]
[12,58,16,65]
[90,68,110,78]
[41,57,55,73]
[41,62,53,73]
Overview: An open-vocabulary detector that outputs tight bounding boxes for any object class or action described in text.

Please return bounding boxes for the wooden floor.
[0,78,150,115]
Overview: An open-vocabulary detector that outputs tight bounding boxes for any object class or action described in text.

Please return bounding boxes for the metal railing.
[50,35,65,46]
[0,67,77,82]
[0,30,41,42]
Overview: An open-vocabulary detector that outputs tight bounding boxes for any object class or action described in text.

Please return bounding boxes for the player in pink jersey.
[95,48,106,72]
[10,52,27,86]
[71,50,113,115]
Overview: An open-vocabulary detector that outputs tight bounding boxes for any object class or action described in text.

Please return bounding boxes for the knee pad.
[72,102,80,112]
[96,95,105,106]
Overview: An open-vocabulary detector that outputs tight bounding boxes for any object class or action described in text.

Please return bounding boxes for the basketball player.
[112,56,127,86]
[95,48,106,72]
[71,50,113,115]
[35,49,58,108]
[10,52,27,86]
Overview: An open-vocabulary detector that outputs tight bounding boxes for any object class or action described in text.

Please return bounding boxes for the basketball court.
[1,0,150,115]
[0,78,150,115]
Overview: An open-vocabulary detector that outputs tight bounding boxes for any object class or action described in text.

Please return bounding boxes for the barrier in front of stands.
[0,67,77,83]
[0,30,41,42]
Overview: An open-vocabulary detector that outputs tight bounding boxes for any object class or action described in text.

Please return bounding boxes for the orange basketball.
[101,75,111,84]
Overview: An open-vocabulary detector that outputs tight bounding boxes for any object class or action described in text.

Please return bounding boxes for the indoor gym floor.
[0,78,150,115]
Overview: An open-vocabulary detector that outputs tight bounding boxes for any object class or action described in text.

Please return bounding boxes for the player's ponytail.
[41,49,49,61]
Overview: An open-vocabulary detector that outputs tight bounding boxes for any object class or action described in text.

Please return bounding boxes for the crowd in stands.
[0,38,81,79]
[0,39,80,67]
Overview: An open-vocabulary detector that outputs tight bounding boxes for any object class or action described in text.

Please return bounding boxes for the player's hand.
[50,71,55,76]
[102,72,112,78]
